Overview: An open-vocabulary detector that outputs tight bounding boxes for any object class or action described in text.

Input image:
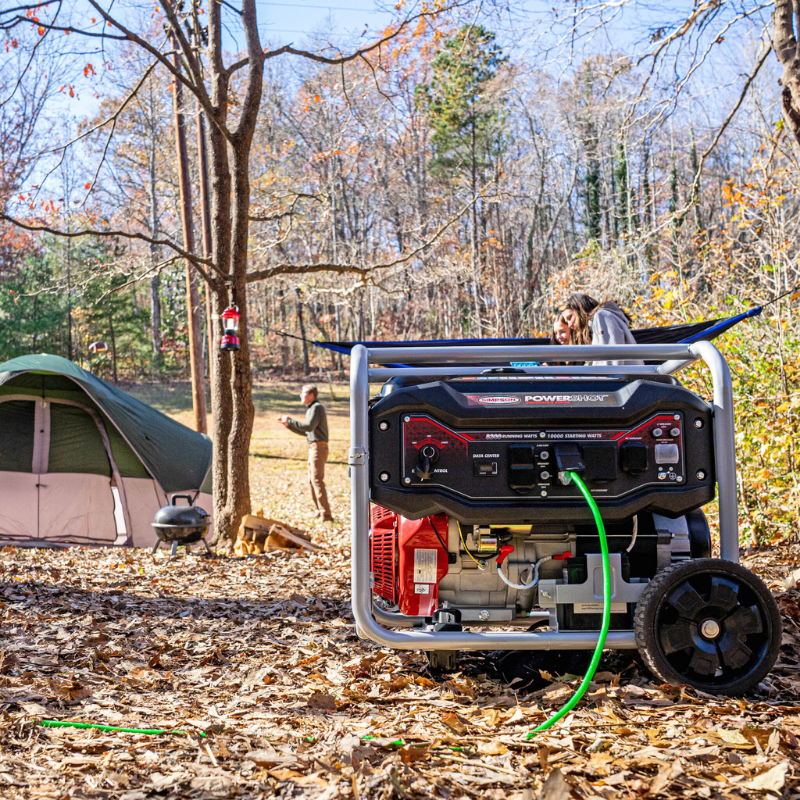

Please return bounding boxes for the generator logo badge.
[466,393,615,406]
[468,395,521,405]
[524,394,612,405]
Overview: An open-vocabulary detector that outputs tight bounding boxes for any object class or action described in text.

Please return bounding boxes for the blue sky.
[15,0,778,202]
[41,0,773,122]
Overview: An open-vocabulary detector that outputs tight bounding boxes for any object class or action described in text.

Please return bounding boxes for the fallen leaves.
[306,691,338,712]
[0,448,799,798]
[741,760,790,793]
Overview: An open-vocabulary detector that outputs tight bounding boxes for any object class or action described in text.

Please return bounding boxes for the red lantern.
[220,305,241,351]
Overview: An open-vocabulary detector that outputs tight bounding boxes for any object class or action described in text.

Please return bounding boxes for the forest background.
[1,0,798,545]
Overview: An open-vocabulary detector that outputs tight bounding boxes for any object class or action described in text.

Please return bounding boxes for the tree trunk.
[150,276,161,364]
[148,126,161,361]
[335,303,344,378]
[196,99,215,392]
[171,44,207,434]
[204,0,263,545]
[279,286,290,375]
[109,311,118,384]
[773,1,800,144]
[470,114,481,336]
[32,295,38,352]
[65,238,73,361]
[296,288,310,376]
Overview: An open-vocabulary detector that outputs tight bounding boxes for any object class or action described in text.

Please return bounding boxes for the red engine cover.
[397,513,450,616]
[370,507,450,616]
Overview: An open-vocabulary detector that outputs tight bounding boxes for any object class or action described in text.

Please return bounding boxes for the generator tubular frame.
[349,341,738,651]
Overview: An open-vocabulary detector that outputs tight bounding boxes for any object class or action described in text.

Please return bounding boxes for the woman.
[553,293,642,365]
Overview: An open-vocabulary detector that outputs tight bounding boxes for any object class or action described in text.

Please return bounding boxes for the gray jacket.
[287,400,329,444]
[590,302,643,366]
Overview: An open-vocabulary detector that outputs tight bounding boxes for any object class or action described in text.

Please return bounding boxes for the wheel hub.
[659,575,767,678]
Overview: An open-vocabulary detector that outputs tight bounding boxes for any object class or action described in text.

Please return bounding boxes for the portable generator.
[348,342,782,695]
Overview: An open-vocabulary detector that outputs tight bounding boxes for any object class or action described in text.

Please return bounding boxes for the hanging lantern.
[88,341,108,354]
[220,305,241,351]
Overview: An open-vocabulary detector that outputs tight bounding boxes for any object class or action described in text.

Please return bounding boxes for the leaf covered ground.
[2,382,800,798]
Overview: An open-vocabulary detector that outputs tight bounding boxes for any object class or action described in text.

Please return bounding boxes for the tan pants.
[307,442,332,519]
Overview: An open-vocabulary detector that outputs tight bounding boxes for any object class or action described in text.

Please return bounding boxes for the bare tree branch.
[248,192,322,222]
[97,255,182,300]
[0,213,216,282]
[235,1,470,71]
[685,44,772,208]
[245,194,479,282]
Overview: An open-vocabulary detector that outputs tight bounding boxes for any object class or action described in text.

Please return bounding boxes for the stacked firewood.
[234,511,321,557]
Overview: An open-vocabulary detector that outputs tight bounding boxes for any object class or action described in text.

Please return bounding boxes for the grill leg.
[151,540,160,555]
[170,540,178,556]
[201,538,212,555]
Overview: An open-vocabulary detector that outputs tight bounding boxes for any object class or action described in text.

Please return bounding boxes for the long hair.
[559,293,600,345]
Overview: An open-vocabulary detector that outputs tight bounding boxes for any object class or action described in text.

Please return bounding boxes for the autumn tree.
[0,0,474,544]
[418,24,508,335]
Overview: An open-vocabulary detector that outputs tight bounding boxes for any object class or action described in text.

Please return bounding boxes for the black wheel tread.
[634,561,693,685]
[633,558,781,696]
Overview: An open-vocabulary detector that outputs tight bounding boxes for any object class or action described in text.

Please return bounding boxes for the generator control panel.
[401,411,686,499]
[368,376,716,523]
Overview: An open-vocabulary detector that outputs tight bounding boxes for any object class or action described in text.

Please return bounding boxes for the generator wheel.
[634,559,781,696]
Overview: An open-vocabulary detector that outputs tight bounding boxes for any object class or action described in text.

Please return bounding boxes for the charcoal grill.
[152,494,211,555]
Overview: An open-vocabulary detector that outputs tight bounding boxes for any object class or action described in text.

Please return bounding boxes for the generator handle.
[371,365,664,379]
[366,342,692,364]
[688,340,738,563]
[349,340,739,652]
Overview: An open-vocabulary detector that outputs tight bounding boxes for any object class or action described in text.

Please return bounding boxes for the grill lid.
[153,494,210,529]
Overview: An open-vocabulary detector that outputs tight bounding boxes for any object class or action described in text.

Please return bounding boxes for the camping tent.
[0,354,212,548]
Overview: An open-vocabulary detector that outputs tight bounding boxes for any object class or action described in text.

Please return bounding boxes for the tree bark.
[171,44,207,434]
[148,109,161,362]
[205,0,263,546]
[470,114,482,336]
[296,288,310,376]
[196,100,215,394]
[109,311,118,384]
[772,1,800,144]
[279,286,290,375]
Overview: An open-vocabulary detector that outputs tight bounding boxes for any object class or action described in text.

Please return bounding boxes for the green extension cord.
[40,720,206,737]
[39,474,607,746]
[525,470,610,739]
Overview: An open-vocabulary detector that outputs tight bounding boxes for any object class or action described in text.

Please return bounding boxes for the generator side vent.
[371,505,395,526]
[370,505,397,603]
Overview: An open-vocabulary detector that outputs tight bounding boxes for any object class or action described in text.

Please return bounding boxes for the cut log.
[235,514,322,555]
[241,514,308,538]
[266,524,323,552]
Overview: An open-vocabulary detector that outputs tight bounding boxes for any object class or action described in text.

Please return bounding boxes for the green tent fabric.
[0,400,35,472]
[0,354,212,494]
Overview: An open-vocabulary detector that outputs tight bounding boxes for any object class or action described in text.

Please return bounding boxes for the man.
[277,384,332,522]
